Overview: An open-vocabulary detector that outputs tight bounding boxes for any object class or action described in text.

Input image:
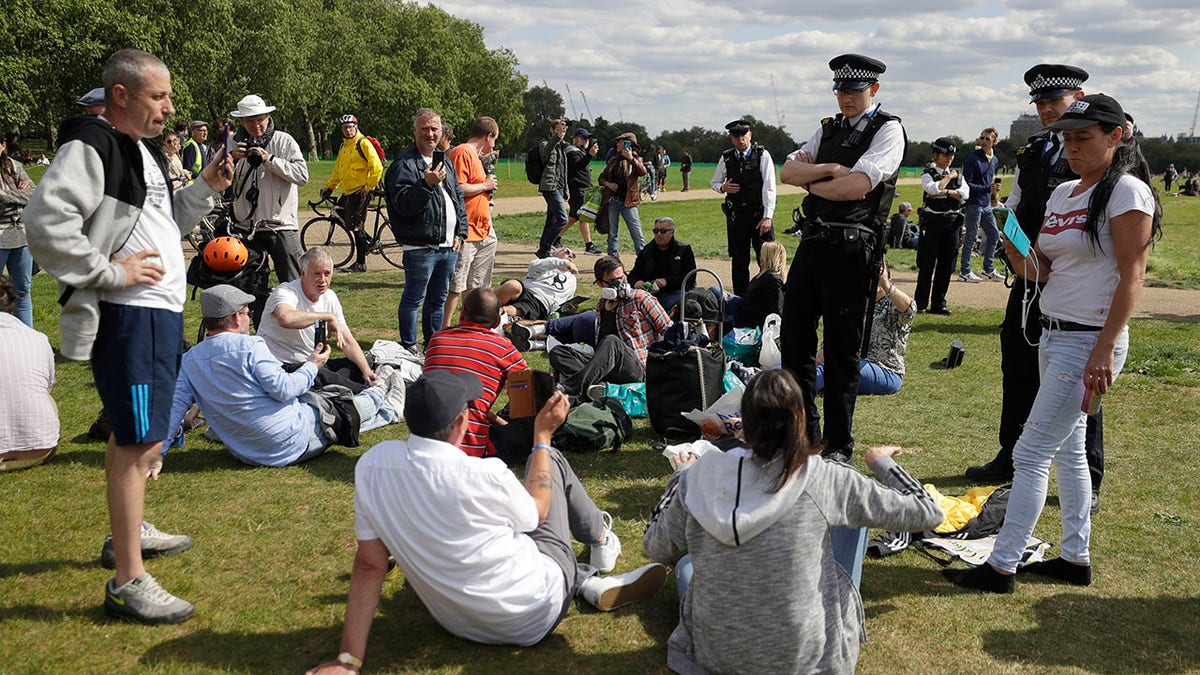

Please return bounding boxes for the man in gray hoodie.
[25,49,232,625]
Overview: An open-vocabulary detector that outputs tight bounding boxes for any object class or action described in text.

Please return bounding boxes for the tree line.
[1,0,528,160]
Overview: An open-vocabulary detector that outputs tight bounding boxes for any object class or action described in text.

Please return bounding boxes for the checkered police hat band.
[833,65,878,81]
[1030,74,1082,91]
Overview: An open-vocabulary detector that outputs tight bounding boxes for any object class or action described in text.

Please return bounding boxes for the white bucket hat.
[230,94,276,118]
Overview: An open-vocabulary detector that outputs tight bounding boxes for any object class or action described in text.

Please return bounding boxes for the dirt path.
[328,184,1200,322]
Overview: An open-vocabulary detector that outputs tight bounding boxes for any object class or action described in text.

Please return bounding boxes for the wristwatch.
[337,652,363,669]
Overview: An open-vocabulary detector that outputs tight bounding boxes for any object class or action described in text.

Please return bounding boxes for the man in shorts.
[442,116,500,328]
[25,49,233,624]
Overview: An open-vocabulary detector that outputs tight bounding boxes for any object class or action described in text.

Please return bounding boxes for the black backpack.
[552,398,633,453]
[524,143,545,184]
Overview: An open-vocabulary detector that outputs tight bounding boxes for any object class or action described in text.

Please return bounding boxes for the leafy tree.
[514,85,565,153]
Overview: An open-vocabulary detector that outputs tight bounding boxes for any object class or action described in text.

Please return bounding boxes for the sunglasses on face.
[652,228,674,235]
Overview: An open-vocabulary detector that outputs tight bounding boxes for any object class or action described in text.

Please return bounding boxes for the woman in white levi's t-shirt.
[946,94,1162,595]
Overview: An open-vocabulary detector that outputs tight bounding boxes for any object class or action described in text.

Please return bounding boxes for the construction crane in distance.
[1190,89,1199,138]
[770,74,785,128]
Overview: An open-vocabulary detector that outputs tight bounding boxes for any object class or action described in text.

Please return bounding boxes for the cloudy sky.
[428,0,1200,144]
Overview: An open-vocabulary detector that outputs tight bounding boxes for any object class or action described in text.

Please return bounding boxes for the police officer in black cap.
[965,64,1106,514]
[779,53,906,462]
[914,137,968,315]
[711,119,776,294]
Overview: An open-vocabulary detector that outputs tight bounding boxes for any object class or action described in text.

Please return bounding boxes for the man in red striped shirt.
[424,288,528,457]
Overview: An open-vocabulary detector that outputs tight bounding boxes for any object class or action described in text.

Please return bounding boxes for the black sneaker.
[821,447,852,464]
[964,459,1014,483]
[346,262,368,273]
[510,324,533,352]
[784,224,803,236]
[584,242,602,255]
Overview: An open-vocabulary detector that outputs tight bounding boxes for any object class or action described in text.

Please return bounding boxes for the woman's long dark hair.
[0,136,16,188]
[1085,125,1164,250]
[741,369,819,493]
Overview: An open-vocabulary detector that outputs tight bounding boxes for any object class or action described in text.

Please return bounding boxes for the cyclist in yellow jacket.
[322,114,383,272]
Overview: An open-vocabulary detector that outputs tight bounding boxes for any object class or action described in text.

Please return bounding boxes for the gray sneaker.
[105,572,195,625]
[101,521,194,569]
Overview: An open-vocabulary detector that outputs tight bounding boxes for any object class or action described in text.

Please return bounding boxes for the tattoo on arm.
[528,469,553,492]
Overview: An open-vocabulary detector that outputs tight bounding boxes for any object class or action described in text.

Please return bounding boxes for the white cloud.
[426,1,1200,142]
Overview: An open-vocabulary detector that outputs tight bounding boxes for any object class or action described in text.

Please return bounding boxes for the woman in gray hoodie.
[643,369,942,674]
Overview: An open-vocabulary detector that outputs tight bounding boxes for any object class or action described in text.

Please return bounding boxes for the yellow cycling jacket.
[326,132,383,194]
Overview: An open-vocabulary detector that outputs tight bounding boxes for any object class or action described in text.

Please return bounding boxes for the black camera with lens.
[242,136,268,167]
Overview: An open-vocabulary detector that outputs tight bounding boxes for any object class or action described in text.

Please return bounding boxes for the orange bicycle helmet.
[203,236,249,272]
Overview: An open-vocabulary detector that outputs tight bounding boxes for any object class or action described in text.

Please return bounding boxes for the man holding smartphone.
[959,127,1002,281]
[383,107,468,353]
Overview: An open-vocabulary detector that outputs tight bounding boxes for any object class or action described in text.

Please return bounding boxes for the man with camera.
[712,119,777,295]
[547,256,672,399]
[166,284,402,469]
[563,128,602,255]
[384,107,468,353]
[230,94,310,283]
[257,248,376,392]
[535,118,569,259]
[321,113,383,273]
[778,53,906,463]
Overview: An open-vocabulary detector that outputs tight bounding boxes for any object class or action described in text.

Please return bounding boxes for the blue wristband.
[532,444,552,453]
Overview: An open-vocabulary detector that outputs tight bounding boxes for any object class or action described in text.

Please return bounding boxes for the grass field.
[3,172,1199,674]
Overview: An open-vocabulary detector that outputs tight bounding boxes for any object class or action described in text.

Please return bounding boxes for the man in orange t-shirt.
[442,116,500,328]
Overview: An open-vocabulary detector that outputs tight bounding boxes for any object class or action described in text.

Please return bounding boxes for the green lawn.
[3,188,1199,674]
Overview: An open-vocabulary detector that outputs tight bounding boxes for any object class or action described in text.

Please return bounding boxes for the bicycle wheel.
[301,217,354,268]
[374,220,405,269]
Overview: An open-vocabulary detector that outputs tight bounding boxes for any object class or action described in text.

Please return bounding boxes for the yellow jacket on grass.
[326,132,383,194]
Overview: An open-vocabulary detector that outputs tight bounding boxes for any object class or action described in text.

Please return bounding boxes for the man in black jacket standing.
[384,107,468,353]
[711,119,776,295]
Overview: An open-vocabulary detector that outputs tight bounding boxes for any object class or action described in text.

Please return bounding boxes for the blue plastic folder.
[993,207,1031,257]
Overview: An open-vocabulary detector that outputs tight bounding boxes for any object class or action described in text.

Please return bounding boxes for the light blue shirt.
[167,331,317,467]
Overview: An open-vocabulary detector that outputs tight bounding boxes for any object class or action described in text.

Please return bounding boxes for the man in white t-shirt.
[307,371,667,672]
[24,49,233,625]
[258,247,375,391]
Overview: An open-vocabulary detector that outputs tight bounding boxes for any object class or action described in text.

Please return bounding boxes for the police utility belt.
[797,219,876,247]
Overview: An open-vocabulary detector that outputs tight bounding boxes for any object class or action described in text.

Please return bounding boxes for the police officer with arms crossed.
[711,119,776,295]
[964,64,1106,514]
[779,53,906,463]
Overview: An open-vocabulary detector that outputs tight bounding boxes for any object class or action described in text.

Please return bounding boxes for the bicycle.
[639,171,658,202]
[185,199,232,253]
[301,191,404,269]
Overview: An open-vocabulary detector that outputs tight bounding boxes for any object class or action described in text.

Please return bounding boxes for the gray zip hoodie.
[643,450,942,674]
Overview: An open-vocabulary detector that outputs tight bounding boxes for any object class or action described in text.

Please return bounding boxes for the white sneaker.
[958,271,983,283]
[578,563,668,611]
[590,512,621,573]
[981,269,1003,281]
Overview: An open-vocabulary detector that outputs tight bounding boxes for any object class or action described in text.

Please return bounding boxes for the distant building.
[1008,113,1042,143]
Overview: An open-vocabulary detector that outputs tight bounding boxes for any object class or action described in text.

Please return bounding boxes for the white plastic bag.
[681,386,745,441]
[759,313,783,370]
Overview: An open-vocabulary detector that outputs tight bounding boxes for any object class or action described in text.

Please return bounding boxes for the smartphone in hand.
[431,150,445,170]
[314,319,327,346]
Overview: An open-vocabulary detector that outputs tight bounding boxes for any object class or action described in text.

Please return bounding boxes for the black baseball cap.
[1047,94,1127,131]
[404,370,482,437]
[574,128,591,139]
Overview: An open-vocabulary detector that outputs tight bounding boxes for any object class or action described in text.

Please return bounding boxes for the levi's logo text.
[1043,207,1088,234]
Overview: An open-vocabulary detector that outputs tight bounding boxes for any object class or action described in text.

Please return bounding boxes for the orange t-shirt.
[448,144,491,242]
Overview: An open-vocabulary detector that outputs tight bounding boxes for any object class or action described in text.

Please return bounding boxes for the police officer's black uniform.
[914,138,965,314]
[714,120,775,294]
[967,64,1105,503]
[781,54,906,459]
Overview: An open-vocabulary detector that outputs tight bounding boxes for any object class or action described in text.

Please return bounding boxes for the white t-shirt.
[354,435,565,647]
[100,142,186,310]
[1039,174,1155,326]
[257,279,346,363]
[402,155,457,251]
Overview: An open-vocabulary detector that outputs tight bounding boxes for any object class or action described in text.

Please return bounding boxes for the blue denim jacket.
[384,144,469,247]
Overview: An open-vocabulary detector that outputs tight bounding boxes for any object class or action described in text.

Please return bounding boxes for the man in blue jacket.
[958,127,1002,282]
[384,108,468,353]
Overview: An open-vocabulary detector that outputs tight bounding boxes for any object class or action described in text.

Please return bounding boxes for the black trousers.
[725,208,774,295]
[914,214,960,311]
[994,277,1105,490]
[781,236,874,452]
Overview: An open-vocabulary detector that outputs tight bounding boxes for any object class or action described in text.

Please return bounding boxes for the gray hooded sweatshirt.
[643,450,942,674]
